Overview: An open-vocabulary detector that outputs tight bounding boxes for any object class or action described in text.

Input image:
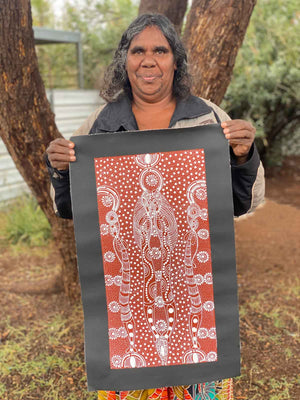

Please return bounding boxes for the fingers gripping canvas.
[70,125,240,391]
[95,150,217,370]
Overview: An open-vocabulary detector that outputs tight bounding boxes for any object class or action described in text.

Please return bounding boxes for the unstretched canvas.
[70,125,240,391]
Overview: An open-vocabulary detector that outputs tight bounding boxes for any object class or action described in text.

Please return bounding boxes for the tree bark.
[183,0,256,105]
[0,0,79,301]
[138,0,188,35]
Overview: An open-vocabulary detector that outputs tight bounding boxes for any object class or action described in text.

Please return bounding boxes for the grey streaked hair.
[100,13,192,102]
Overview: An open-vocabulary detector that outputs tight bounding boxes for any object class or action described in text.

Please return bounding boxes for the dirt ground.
[0,157,299,399]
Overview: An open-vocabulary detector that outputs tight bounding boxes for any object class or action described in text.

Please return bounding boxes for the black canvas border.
[70,124,240,391]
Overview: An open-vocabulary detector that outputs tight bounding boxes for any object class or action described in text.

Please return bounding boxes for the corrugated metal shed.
[0,89,103,202]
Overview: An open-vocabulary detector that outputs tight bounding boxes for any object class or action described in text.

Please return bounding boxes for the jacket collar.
[89,94,213,134]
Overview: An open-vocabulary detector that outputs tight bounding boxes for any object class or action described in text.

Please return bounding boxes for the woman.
[46,13,264,400]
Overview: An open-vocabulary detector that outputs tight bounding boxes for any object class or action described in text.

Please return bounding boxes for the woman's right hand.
[46,138,76,171]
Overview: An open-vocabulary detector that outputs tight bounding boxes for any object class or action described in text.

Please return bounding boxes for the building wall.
[0,89,103,202]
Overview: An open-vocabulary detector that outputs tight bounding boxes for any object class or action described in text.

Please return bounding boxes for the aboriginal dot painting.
[94,149,217,370]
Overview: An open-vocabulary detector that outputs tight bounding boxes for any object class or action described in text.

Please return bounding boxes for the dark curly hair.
[100,13,192,102]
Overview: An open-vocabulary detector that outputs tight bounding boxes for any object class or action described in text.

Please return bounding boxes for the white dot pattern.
[94,149,217,369]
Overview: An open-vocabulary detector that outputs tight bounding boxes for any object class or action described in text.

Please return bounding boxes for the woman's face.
[126,26,177,103]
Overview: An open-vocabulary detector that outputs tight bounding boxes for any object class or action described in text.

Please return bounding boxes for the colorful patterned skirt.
[98,378,233,400]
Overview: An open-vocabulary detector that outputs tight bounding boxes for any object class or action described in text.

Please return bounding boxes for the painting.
[70,125,240,391]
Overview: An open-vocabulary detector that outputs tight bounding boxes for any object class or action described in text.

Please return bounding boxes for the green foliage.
[31,0,299,165]
[0,311,98,399]
[222,0,300,165]
[31,0,56,27]
[31,0,79,88]
[61,0,138,88]
[35,43,78,88]
[268,377,295,399]
[1,195,52,246]
[31,0,138,89]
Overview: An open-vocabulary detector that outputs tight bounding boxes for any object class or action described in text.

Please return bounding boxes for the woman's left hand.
[221,119,256,164]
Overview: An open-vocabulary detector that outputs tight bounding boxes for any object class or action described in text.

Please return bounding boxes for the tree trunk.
[138,0,188,35]
[0,0,79,301]
[183,0,256,105]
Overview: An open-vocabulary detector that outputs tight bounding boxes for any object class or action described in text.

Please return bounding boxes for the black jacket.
[46,95,262,218]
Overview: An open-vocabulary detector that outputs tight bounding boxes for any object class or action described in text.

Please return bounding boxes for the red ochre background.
[94,149,217,369]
